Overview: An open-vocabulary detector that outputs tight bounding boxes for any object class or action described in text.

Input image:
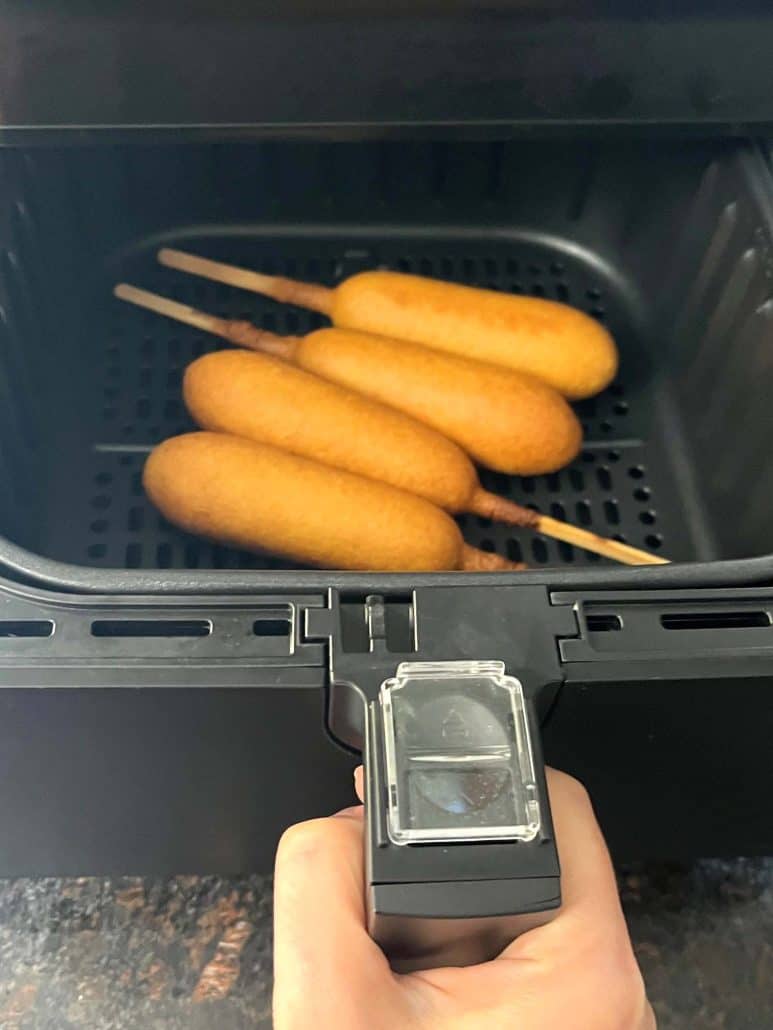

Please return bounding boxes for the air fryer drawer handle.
[363,660,561,972]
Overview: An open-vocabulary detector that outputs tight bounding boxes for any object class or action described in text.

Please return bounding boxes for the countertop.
[0,859,771,1029]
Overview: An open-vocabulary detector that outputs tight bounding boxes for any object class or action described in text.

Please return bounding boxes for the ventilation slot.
[586,614,623,632]
[91,619,212,637]
[253,618,291,637]
[0,620,54,638]
[660,611,771,631]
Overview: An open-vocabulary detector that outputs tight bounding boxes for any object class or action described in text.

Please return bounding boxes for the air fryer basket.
[1,139,772,586]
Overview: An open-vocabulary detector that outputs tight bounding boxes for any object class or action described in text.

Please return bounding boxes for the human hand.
[274,766,655,1030]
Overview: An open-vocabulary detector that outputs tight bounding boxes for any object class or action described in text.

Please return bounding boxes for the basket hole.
[94,472,113,486]
[531,538,549,563]
[90,519,109,533]
[591,307,606,320]
[128,507,145,531]
[607,449,621,462]
[604,499,620,525]
[91,495,111,510]
[600,420,613,433]
[634,487,651,502]
[157,543,173,568]
[581,452,595,464]
[610,383,625,397]
[119,455,133,467]
[550,261,565,275]
[613,401,629,415]
[480,539,496,553]
[596,467,612,490]
[555,282,570,301]
[520,476,536,494]
[558,541,574,562]
[639,510,657,525]
[569,469,585,490]
[531,283,546,297]
[546,473,561,492]
[646,534,663,549]
[575,500,592,527]
[131,473,143,497]
[136,397,152,419]
[506,539,523,563]
[550,501,566,520]
[184,544,200,569]
[87,543,107,559]
[628,465,645,479]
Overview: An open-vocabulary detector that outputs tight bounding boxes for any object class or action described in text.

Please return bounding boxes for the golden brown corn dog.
[159,248,618,399]
[143,433,525,572]
[115,283,581,475]
[115,286,666,565]
[183,349,666,565]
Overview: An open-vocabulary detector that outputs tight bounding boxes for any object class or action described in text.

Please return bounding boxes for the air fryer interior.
[1,138,771,575]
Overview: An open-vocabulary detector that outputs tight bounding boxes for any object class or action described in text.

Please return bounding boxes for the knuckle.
[548,767,593,809]
[276,818,334,867]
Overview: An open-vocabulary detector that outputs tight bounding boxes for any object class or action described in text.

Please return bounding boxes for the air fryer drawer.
[1,139,772,592]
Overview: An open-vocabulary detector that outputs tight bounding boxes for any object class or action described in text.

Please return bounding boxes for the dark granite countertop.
[0,860,771,1029]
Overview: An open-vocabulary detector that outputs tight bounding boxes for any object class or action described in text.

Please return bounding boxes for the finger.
[498,768,626,964]
[354,764,364,803]
[273,811,386,1025]
[543,767,620,919]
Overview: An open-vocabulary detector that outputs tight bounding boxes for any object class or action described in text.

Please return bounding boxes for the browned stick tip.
[461,544,527,572]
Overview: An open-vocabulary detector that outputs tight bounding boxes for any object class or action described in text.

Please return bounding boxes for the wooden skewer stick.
[157,248,333,315]
[114,283,669,567]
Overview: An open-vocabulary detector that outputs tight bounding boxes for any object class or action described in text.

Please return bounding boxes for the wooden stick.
[536,514,667,565]
[114,283,669,567]
[472,491,668,565]
[113,284,299,360]
[157,247,334,315]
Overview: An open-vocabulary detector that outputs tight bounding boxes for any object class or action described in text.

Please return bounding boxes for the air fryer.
[0,2,772,968]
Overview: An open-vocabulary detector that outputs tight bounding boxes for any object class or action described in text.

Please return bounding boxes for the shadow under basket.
[1,138,772,579]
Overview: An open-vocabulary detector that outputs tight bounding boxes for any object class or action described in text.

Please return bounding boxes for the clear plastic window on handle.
[380,661,541,845]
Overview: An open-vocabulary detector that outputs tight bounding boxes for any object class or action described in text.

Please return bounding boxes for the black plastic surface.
[3,4,773,137]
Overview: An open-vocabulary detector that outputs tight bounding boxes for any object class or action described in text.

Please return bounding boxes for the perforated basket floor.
[41,232,692,571]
